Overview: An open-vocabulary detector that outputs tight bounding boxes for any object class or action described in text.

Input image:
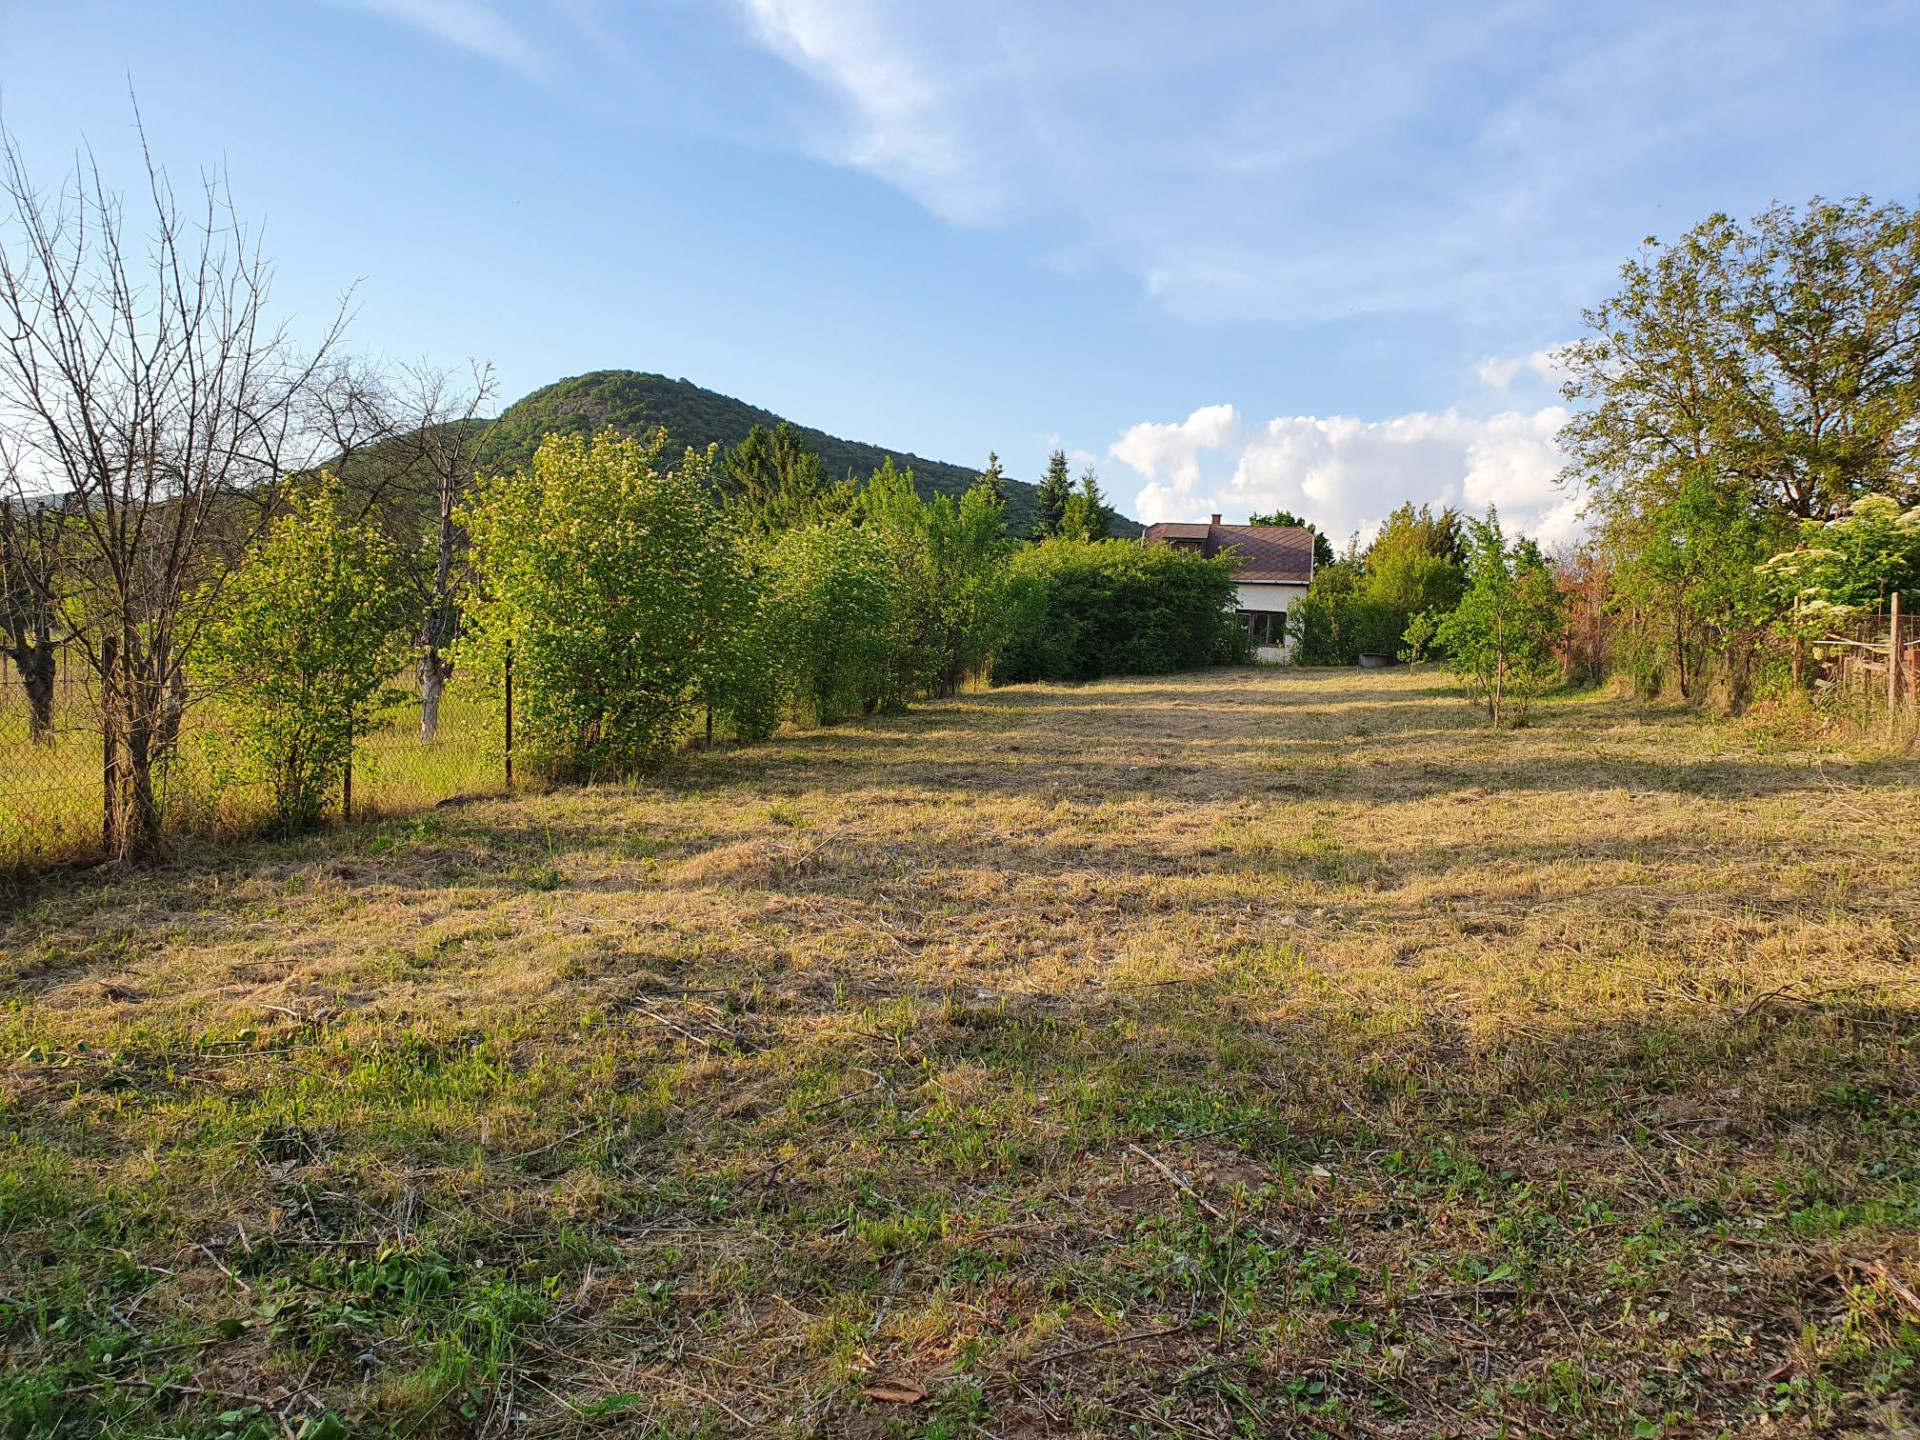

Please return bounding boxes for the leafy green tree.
[1611,469,1784,704]
[1559,198,1920,706]
[1248,509,1336,571]
[1399,608,1441,664]
[761,521,904,723]
[1562,199,1920,526]
[1434,508,1568,727]
[861,461,1011,697]
[459,430,748,776]
[720,423,859,536]
[1059,464,1115,542]
[1289,507,1464,665]
[1365,503,1466,619]
[995,539,1250,683]
[194,475,414,832]
[1032,448,1074,539]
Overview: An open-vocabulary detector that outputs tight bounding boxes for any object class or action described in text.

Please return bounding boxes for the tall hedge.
[993,538,1251,684]
[459,430,749,777]
[759,521,904,723]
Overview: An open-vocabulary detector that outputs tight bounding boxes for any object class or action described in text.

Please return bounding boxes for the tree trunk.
[1728,630,1754,715]
[121,712,164,863]
[1675,612,1688,700]
[9,637,56,740]
[419,649,453,742]
[101,634,168,863]
[155,665,188,759]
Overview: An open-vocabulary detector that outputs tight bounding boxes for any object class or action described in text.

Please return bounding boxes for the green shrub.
[860,462,1012,698]
[1290,585,1405,665]
[993,538,1250,684]
[459,430,748,777]
[1291,504,1466,665]
[760,521,905,723]
[193,475,414,832]
[1435,508,1568,726]
[1760,493,1920,621]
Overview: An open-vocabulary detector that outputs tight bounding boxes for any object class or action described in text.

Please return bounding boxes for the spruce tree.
[979,451,1008,506]
[1076,464,1113,541]
[1033,448,1073,538]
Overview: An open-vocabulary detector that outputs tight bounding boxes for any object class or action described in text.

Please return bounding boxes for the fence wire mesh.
[1,643,507,873]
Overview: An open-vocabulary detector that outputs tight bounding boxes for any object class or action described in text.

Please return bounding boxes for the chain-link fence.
[1,643,507,874]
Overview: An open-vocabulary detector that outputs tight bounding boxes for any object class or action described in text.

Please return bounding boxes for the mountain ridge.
[474,370,1141,539]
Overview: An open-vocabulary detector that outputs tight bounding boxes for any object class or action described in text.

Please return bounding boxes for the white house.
[1142,515,1315,661]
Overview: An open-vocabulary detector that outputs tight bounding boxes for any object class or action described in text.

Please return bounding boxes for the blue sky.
[3,0,1917,541]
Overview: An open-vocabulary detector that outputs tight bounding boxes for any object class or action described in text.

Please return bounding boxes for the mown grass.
[2,666,1917,1439]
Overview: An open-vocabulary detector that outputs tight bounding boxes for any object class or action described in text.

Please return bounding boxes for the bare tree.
[0,116,348,858]
[0,447,67,739]
[380,362,495,742]
[315,358,496,742]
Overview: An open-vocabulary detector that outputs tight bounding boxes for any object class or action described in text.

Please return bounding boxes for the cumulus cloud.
[1110,404,1583,548]
[1109,404,1242,496]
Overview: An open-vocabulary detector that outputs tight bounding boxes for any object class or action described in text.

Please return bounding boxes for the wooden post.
[1891,592,1903,740]
[504,643,514,788]
[705,704,713,750]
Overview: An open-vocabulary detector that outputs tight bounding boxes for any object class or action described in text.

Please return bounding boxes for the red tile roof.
[1141,521,1315,584]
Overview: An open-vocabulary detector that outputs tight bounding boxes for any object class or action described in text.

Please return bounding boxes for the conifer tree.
[979,451,1008,506]
[1060,463,1114,542]
[1032,448,1073,538]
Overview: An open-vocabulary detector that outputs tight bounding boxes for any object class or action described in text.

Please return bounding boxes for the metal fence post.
[504,643,514,789]
[343,711,353,823]
[100,634,118,855]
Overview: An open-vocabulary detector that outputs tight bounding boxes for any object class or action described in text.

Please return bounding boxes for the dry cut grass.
[2,666,1918,1438]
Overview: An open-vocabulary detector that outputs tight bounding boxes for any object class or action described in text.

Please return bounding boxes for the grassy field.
[3,666,1917,1439]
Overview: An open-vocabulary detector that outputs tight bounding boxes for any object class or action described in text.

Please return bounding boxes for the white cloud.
[328,0,545,79]
[715,1,1880,328]
[1473,346,1568,391]
[312,1,1914,339]
[730,0,1013,224]
[1109,403,1242,496]
[1110,403,1583,548]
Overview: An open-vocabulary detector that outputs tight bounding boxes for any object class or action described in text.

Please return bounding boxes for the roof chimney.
[1209,513,1222,526]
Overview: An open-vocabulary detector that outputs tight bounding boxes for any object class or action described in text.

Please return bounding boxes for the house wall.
[1233,580,1309,661]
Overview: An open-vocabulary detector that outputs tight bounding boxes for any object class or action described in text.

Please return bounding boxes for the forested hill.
[474,370,1141,539]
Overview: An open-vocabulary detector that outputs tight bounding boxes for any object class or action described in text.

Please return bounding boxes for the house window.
[1237,609,1286,645]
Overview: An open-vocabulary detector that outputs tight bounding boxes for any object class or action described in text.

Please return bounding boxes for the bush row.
[199,430,1249,820]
